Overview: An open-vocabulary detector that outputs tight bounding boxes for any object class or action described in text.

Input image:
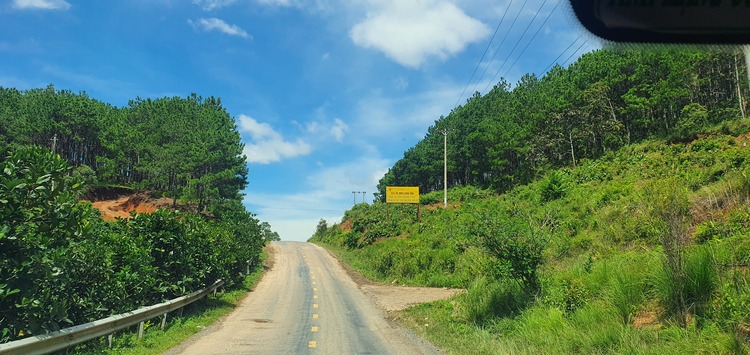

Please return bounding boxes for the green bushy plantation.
[0,146,268,344]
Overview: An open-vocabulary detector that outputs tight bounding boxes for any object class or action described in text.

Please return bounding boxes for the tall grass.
[461,277,527,324]
[610,268,645,324]
[652,245,717,324]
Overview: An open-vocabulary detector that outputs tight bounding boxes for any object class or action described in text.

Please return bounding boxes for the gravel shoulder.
[319,245,464,312]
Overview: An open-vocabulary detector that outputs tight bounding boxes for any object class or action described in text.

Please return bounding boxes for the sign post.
[385,186,420,222]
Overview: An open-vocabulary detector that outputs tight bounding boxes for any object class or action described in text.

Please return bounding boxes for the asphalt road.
[167,241,442,354]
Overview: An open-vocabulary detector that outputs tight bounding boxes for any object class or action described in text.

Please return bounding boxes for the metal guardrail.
[0,279,225,355]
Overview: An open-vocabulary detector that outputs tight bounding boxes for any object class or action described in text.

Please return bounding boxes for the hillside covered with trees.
[0,88,272,345]
[376,49,748,198]
[0,87,247,213]
[314,48,750,352]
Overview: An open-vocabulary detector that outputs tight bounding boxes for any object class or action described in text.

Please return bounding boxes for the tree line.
[0,87,276,343]
[0,86,247,213]
[376,49,749,199]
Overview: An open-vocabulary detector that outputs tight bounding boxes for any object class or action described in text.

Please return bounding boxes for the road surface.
[167,241,442,354]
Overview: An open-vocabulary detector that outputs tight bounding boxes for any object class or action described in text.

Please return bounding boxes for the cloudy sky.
[1,0,599,241]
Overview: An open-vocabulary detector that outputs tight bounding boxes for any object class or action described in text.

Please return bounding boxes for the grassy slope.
[312,119,750,353]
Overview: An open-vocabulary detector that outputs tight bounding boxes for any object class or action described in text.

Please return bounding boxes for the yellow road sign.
[386,186,419,204]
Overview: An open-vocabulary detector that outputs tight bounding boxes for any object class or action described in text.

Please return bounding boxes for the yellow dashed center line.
[313,303,319,309]
[313,287,317,291]
[311,326,318,332]
[309,341,317,348]
[313,314,319,319]
[313,295,318,300]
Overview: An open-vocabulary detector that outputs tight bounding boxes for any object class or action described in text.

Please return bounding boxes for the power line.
[501,0,560,80]
[538,34,582,76]
[561,39,589,67]
[453,0,514,109]
[483,0,549,95]
[470,0,529,96]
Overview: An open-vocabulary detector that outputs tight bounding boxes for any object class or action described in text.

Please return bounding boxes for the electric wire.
[483,0,549,95]
[538,34,582,76]
[453,0,514,109]
[469,0,529,96]
[501,0,560,80]
[561,39,589,67]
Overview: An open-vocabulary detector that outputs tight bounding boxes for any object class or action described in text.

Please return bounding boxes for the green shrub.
[652,245,717,325]
[544,275,590,315]
[540,170,568,202]
[461,277,526,324]
[343,231,359,249]
[474,210,548,293]
[0,146,266,342]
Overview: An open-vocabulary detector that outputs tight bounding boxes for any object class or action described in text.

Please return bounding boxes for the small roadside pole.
[385,186,420,223]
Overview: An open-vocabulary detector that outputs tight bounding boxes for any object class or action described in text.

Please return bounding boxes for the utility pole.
[352,191,357,205]
[50,134,57,153]
[438,129,451,208]
[362,191,367,204]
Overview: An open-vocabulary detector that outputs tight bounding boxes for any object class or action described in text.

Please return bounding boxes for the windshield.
[3,1,749,354]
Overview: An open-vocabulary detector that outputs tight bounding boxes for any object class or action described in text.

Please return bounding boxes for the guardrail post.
[108,333,113,348]
[160,313,167,330]
[137,321,145,341]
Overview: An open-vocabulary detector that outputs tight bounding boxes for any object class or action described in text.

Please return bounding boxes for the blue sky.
[1,0,599,241]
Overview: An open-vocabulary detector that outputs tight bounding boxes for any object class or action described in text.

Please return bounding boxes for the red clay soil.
[736,132,750,145]
[88,192,174,221]
[339,219,352,232]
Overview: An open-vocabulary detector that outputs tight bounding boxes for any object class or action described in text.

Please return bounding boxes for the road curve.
[166,241,442,354]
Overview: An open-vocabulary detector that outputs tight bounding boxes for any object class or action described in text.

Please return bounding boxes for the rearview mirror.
[568,0,750,44]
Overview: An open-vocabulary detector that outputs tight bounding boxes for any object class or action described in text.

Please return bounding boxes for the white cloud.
[306,121,320,134]
[350,0,489,68]
[12,0,70,10]
[243,154,390,240]
[330,118,348,142]
[192,0,236,11]
[188,17,251,39]
[352,83,462,139]
[238,114,312,164]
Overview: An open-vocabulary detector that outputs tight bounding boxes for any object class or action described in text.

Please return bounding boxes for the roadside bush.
[473,209,548,294]
[0,146,266,342]
[461,277,526,324]
[0,146,88,339]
